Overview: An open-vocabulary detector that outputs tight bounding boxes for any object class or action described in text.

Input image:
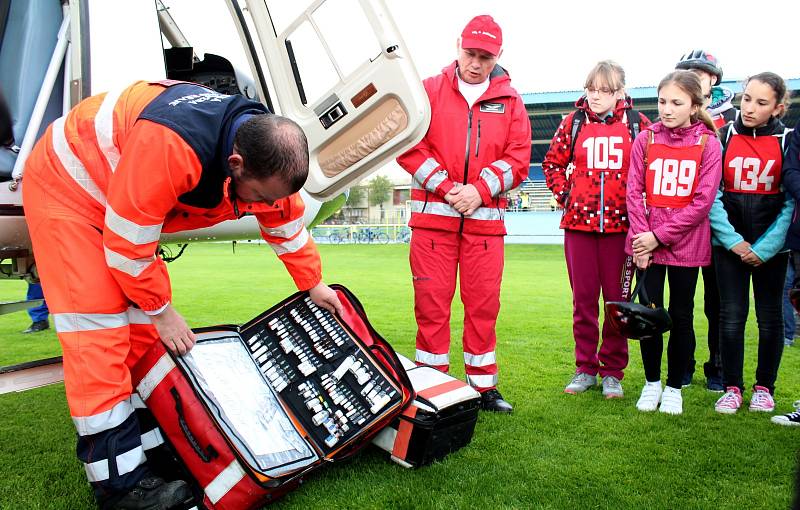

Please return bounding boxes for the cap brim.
[460,37,500,57]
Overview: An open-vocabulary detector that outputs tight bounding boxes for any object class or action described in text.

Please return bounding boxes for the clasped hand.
[445,183,482,216]
[731,241,762,267]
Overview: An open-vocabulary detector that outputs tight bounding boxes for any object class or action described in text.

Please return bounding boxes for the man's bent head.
[229,114,309,203]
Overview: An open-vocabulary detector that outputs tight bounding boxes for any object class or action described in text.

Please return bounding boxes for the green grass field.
[0,243,797,509]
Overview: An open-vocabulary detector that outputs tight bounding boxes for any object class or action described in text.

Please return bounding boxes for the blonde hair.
[658,70,717,133]
[584,60,626,93]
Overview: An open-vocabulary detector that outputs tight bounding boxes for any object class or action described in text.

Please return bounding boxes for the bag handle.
[630,268,654,307]
[170,387,219,463]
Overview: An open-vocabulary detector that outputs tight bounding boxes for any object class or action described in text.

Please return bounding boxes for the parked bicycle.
[327,229,354,244]
[357,228,390,244]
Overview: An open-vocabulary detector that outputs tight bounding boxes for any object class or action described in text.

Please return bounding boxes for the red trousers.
[564,230,629,379]
[410,228,503,392]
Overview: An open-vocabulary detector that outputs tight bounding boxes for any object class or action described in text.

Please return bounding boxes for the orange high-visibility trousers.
[23,162,163,502]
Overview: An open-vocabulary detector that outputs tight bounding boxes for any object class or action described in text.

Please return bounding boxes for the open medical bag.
[130,285,413,509]
[371,355,481,468]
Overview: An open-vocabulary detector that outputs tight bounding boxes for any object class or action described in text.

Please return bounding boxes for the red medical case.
[371,355,481,468]
[130,285,413,509]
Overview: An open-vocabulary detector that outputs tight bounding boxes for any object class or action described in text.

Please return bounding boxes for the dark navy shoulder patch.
[480,102,505,114]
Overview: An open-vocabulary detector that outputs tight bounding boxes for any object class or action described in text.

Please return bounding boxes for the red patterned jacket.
[543,97,650,233]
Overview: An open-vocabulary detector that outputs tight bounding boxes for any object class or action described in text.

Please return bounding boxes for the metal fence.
[311,224,411,244]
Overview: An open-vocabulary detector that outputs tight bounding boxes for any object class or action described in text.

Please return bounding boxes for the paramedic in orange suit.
[22,80,343,510]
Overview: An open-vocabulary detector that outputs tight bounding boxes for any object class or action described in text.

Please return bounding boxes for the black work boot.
[22,320,49,333]
[111,477,192,510]
[480,389,513,413]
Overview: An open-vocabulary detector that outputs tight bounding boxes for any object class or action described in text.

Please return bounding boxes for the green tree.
[346,185,364,206]
[368,175,392,206]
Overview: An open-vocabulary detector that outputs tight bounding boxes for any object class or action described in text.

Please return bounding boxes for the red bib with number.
[722,134,783,194]
[572,120,634,173]
[644,132,707,208]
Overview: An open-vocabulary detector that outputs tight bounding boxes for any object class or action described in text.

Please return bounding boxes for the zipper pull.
[476,120,481,157]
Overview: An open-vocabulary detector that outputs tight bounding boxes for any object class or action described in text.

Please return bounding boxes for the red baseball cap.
[460,15,502,56]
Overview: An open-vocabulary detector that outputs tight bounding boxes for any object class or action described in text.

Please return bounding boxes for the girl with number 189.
[625,70,722,415]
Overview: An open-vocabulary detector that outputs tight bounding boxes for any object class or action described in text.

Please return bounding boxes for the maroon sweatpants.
[564,230,629,379]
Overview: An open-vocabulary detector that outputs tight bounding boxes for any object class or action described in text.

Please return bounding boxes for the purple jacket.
[625,121,722,267]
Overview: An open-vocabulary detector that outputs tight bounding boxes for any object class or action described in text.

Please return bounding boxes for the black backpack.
[567,109,642,164]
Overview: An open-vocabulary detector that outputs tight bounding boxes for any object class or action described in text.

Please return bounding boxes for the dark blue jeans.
[714,247,788,394]
[26,282,49,322]
[784,253,796,341]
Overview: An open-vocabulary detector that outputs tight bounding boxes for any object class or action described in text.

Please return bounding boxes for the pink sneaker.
[749,386,775,412]
[715,387,742,414]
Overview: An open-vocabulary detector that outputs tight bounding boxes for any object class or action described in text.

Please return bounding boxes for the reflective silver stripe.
[415,349,449,366]
[412,157,439,186]
[54,311,129,333]
[105,205,163,245]
[259,216,304,239]
[136,352,175,401]
[95,87,124,172]
[425,170,448,192]
[205,460,246,504]
[466,373,498,389]
[130,393,146,409]
[464,351,496,367]
[84,445,146,482]
[492,160,514,191]
[410,200,503,221]
[73,399,134,436]
[410,200,459,217]
[480,167,502,196]
[469,207,503,221]
[269,228,309,255]
[104,246,155,277]
[52,116,107,205]
[127,307,152,325]
[141,428,165,451]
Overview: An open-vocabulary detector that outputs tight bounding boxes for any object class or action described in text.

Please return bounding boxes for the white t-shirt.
[457,73,490,108]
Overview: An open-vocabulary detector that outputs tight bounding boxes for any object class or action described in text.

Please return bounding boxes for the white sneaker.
[636,381,662,412]
[659,386,683,415]
[564,372,597,394]
[601,376,624,399]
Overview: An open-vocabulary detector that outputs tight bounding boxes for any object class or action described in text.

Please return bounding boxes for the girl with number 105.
[625,70,722,416]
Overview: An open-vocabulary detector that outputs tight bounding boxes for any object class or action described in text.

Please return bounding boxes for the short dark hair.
[233,114,309,193]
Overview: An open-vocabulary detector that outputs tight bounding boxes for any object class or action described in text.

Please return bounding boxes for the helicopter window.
[267,0,381,108]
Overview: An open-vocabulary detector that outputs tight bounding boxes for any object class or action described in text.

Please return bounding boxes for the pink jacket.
[625,121,722,267]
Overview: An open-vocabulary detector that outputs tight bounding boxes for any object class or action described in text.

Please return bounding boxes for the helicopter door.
[239,0,430,199]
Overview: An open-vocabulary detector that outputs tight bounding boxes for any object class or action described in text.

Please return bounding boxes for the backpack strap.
[626,109,641,141]
[567,111,586,165]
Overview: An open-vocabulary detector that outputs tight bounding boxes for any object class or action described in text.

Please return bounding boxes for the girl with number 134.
[625,70,722,416]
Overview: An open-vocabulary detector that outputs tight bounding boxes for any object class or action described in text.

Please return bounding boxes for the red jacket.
[543,97,651,233]
[396,62,531,235]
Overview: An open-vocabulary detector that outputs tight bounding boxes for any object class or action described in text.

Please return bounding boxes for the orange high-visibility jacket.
[24,80,322,312]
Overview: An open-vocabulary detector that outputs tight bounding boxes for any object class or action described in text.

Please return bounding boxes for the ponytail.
[694,108,718,134]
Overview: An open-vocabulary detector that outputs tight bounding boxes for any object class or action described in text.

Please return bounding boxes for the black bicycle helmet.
[675,49,723,85]
[605,269,672,339]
